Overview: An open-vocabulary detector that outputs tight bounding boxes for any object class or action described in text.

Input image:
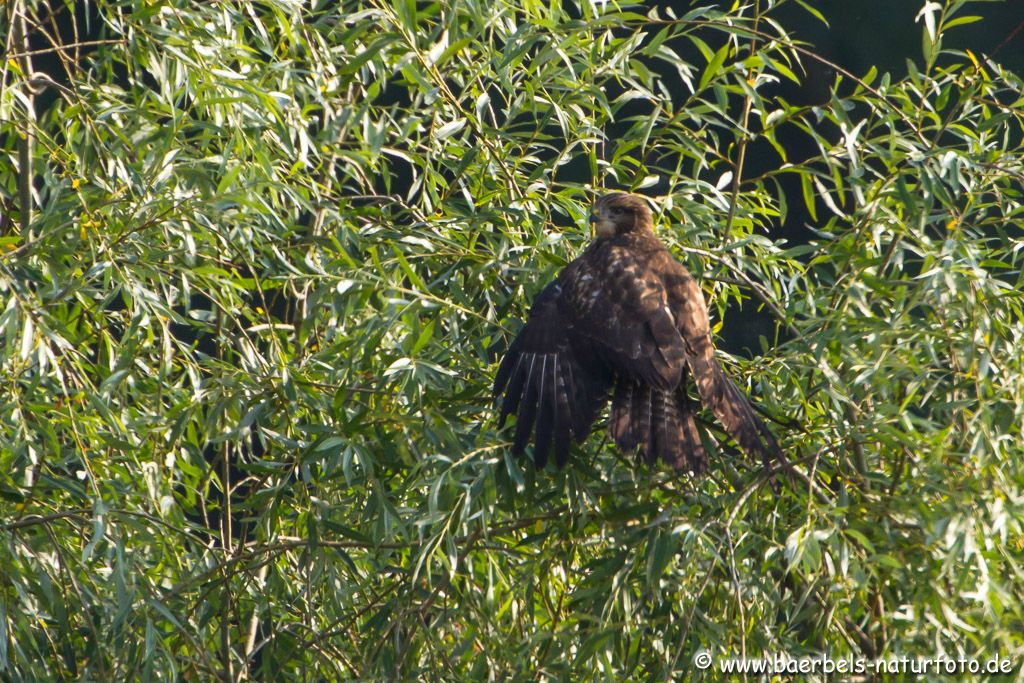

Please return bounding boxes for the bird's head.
[589,192,654,238]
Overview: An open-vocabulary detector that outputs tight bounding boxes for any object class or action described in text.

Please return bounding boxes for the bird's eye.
[610,207,622,215]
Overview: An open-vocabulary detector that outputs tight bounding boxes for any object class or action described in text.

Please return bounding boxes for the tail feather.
[632,383,653,463]
[678,392,708,473]
[610,379,636,451]
[651,389,670,467]
[608,376,708,472]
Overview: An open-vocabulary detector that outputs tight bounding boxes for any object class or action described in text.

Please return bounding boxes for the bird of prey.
[493,192,783,475]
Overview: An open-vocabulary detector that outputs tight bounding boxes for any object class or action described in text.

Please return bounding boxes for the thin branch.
[13,0,34,239]
[2,38,126,60]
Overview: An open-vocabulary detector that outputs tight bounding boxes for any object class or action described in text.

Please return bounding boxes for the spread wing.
[661,256,784,472]
[493,280,611,468]
[564,244,687,392]
[685,332,783,473]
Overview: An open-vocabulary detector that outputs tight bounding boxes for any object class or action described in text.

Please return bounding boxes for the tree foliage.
[1,0,1022,679]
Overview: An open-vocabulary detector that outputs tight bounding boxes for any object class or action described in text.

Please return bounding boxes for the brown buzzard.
[494,192,783,475]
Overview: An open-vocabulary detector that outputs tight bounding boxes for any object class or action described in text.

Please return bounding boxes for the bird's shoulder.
[571,232,694,285]
[551,235,664,321]
[564,232,655,274]
[548,231,702,320]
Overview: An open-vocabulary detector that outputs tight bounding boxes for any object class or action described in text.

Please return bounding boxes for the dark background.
[687,1,1023,354]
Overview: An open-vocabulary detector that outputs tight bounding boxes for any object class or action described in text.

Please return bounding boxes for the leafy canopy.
[1,0,1022,679]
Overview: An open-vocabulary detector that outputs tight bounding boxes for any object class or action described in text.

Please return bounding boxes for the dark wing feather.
[671,282,782,471]
[494,281,611,467]
[686,338,782,472]
[532,354,556,467]
[559,347,604,443]
[511,355,540,455]
[663,265,783,471]
[552,356,573,467]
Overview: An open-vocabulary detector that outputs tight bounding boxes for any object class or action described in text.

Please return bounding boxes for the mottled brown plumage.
[494,192,783,475]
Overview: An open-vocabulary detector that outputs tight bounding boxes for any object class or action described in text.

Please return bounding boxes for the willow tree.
[1,0,1022,679]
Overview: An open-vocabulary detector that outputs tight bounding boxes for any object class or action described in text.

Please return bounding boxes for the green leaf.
[699,42,730,91]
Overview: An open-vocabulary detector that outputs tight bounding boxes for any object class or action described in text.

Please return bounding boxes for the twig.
[13,0,34,239]
[2,39,125,60]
